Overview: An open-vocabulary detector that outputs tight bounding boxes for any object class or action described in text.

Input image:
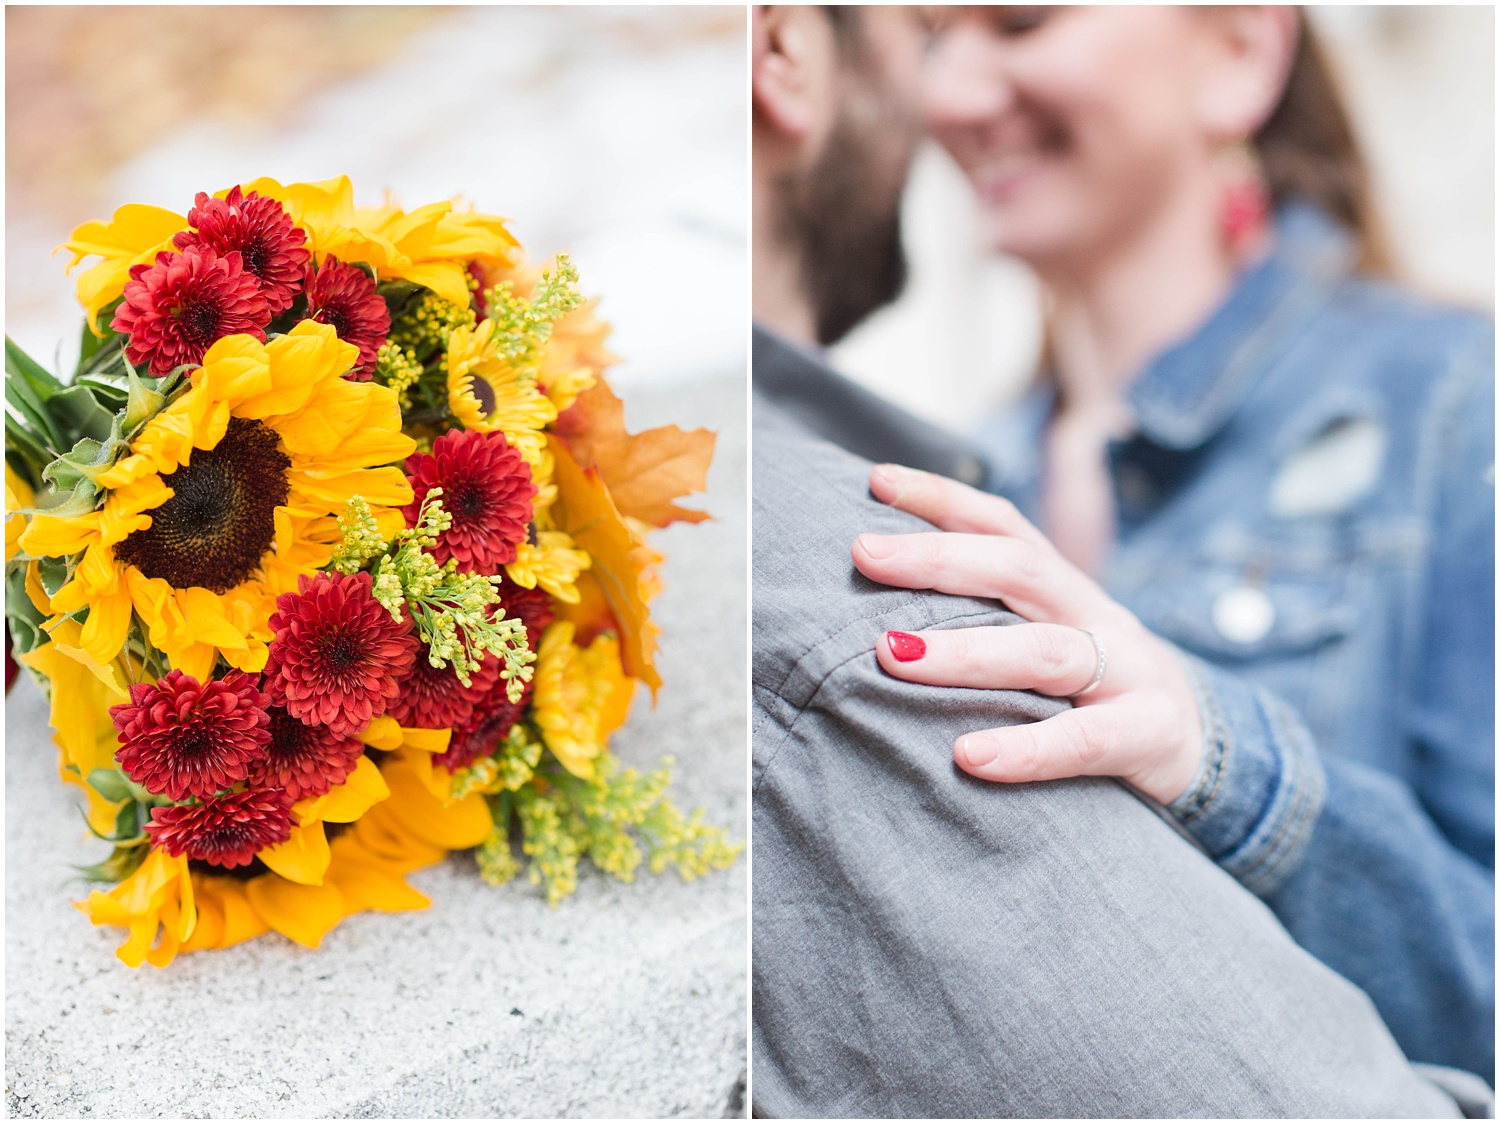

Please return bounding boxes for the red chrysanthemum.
[387,647,500,731]
[262,571,420,737]
[110,669,271,801]
[495,576,554,650]
[173,186,310,314]
[144,788,294,869]
[437,672,533,773]
[403,429,536,570]
[248,705,368,802]
[301,256,391,378]
[112,245,270,377]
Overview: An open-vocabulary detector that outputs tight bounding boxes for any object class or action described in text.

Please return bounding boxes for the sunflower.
[445,318,557,469]
[19,615,132,836]
[19,321,415,681]
[242,176,519,309]
[80,754,412,965]
[60,204,189,332]
[77,847,196,969]
[478,258,620,415]
[529,621,636,780]
[58,177,520,337]
[6,464,33,563]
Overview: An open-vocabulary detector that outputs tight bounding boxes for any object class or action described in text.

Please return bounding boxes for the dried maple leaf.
[546,435,663,696]
[553,379,715,528]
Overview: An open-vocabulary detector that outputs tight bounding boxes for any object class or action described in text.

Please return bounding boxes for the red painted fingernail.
[886,631,926,662]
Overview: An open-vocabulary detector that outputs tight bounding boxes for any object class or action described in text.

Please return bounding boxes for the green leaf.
[87,768,133,804]
[42,425,129,492]
[5,424,53,485]
[47,385,116,445]
[72,841,149,885]
[27,478,99,519]
[5,336,64,398]
[76,316,124,371]
[111,800,143,843]
[4,564,48,655]
[75,378,128,413]
[122,359,165,432]
[6,613,43,657]
[37,554,69,596]
[5,379,61,452]
[42,437,104,490]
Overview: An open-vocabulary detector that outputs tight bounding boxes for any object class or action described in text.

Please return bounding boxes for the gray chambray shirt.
[749,390,1461,1119]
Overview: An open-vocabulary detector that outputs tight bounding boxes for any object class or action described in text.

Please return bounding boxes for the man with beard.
[752,5,988,485]
[749,6,1481,1118]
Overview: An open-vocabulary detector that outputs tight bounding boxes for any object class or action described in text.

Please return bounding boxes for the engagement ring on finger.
[1073,629,1107,697]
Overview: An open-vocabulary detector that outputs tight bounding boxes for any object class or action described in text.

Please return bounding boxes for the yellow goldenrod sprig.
[372,341,425,407]
[329,495,388,575]
[482,255,584,372]
[503,755,742,906]
[450,725,544,799]
[387,291,476,361]
[370,489,535,696]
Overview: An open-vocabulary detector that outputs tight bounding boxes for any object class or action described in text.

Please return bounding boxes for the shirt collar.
[1127,201,1358,450]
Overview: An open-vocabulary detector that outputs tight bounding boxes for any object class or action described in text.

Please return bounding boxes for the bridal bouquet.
[5,177,738,967]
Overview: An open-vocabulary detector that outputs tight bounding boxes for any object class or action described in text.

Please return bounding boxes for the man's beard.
[776,88,917,347]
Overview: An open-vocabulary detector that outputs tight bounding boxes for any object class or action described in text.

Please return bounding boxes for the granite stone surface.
[5,373,748,1119]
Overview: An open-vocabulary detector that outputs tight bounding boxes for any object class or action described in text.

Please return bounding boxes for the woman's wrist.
[1111,617,1207,806]
[1163,651,1328,897]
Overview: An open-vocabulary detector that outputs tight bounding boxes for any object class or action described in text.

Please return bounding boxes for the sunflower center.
[116,416,291,594]
[470,376,497,416]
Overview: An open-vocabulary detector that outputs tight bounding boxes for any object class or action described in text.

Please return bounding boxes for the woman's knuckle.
[1029,627,1074,679]
[1068,718,1109,770]
[1011,542,1046,590]
[1008,730,1042,778]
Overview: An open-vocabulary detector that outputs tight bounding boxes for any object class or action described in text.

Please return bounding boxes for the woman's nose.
[922,25,1016,131]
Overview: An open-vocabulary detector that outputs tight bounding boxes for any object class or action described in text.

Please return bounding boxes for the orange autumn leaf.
[553,379,715,528]
[555,569,620,647]
[547,434,663,696]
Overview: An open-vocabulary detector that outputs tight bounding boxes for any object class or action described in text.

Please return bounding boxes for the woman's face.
[924,7,1228,271]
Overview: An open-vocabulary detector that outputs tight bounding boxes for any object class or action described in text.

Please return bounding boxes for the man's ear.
[753,5,832,139]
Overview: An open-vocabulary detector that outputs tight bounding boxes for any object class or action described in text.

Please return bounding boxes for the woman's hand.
[852,463,1205,806]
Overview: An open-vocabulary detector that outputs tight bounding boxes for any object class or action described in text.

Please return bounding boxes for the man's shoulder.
[752,326,989,487]
[752,398,1058,734]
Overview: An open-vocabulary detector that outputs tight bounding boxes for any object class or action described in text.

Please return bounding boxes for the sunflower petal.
[317,756,391,824]
[244,874,348,950]
[257,820,332,886]
[78,585,132,667]
[327,858,430,914]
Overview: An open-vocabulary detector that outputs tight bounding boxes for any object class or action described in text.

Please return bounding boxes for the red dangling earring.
[1217,143,1270,259]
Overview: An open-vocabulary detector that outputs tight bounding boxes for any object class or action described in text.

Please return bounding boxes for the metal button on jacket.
[1213,585,1276,645]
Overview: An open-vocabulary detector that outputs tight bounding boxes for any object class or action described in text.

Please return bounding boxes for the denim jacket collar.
[1127,201,1359,450]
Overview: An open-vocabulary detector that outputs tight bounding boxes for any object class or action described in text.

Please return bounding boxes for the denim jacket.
[977,202,1495,1081]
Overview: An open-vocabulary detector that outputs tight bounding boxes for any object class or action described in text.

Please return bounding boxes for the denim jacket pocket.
[1140,522,1369,664]
[1151,562,1360,663]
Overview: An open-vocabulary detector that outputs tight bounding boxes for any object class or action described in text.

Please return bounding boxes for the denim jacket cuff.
[1166,649,1328,897]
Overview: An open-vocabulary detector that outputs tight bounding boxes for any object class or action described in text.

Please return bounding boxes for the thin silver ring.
[1073,628,1107,697]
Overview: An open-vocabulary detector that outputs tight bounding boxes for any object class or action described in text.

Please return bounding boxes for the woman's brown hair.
[1254,11,1390,272]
